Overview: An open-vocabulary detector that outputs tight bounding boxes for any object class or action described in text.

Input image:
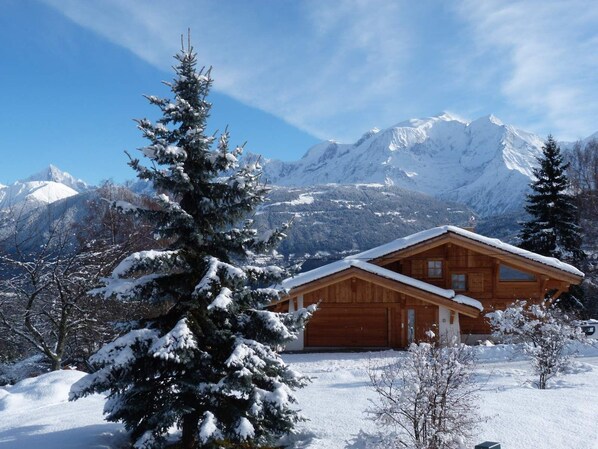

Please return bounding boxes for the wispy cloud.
[42,0,413,141]
[455,0,598,140]
[42,0,598,142]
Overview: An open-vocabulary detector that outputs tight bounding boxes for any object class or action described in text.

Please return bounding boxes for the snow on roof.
[453,294,485,310]
[346,227,448,261]
[346,225,584,278]
[281,259,351,291]
[281,259,483,312]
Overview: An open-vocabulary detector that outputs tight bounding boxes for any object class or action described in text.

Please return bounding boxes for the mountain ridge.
[3,113,596,222]
[0,180,78,213]
[252,113,595,217]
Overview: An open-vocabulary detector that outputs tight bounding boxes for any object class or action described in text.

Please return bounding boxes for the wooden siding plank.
[285,267,480,317]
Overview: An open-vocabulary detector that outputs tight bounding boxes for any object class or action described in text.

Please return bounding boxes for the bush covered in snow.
[487,300,586,389]
[0,355,49,386]
[367,334,482,449]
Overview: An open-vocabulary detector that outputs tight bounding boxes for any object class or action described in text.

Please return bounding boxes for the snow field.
[1,345,598,449]
[0,370,127,449]
[283,345,598,449]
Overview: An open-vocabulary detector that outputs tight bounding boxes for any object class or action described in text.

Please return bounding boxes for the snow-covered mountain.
[0,181,78,212]
[257,113,553,217]
[1,166,86,214]
[23,164,90,193]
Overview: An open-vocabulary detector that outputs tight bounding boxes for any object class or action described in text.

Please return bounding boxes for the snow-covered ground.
[2,344,598,449]
[0,370,127,449]
[286,345,598,449]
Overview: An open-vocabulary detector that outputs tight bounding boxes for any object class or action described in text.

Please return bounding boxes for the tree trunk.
[181,411,200,449]
[51,357,61,371]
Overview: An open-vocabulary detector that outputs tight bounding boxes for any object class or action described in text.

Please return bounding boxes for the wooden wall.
[381,243,563,335]
[302,276,401,306]
[274,240,576,345]
[286,276,440,348]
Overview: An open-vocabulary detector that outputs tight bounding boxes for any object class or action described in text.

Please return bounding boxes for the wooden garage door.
[306,306,389,348]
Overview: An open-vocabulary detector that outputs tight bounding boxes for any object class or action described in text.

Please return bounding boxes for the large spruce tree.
[519,135,585,308]
[70,39,313,449]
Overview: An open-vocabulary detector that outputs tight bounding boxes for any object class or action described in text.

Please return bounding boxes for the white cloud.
[41,0,598,143]
[42,0,413,141]
[455,0,598,140]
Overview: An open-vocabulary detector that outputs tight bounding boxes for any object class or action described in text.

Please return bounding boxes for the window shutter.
[469,272,484,293]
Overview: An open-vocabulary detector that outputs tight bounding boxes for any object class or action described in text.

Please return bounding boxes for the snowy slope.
[23,164,90,192]
[2,345,598,449]
[0,165,86,214]
[0,180,78,212]
[258,113,551,217]
[286,345,598,449]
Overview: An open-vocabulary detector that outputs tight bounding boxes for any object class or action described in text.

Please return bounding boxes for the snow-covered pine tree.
[519,135,585,309]
[70,38,314,449]
[519,135,584,262]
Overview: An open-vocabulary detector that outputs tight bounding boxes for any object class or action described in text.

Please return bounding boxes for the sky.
[1,0,597,185]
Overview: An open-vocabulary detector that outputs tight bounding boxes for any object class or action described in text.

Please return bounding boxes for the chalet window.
[427,260,442,278]
[451,273,467,291]
[499,264,536,281]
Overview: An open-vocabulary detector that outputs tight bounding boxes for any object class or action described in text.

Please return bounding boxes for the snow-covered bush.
[367,334,481,449]
[487,300,585,389]
[0,355,48,386]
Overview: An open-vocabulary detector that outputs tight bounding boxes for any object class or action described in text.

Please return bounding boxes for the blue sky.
[1,0,597,185]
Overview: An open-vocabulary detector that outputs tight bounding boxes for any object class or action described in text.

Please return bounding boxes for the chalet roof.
[345,225,584,278]
[281,259,483,311]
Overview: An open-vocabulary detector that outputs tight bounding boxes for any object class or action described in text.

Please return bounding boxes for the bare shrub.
[367,335,481,449]
[487,300,585,389]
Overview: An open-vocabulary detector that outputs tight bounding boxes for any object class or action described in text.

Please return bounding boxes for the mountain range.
[255,113,593,217]
[1,113,595,262]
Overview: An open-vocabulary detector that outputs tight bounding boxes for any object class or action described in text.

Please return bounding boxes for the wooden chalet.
[272,226,584,350]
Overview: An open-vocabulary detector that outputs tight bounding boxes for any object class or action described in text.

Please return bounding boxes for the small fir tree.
[70,38,314,449]
[519,135,585,309]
